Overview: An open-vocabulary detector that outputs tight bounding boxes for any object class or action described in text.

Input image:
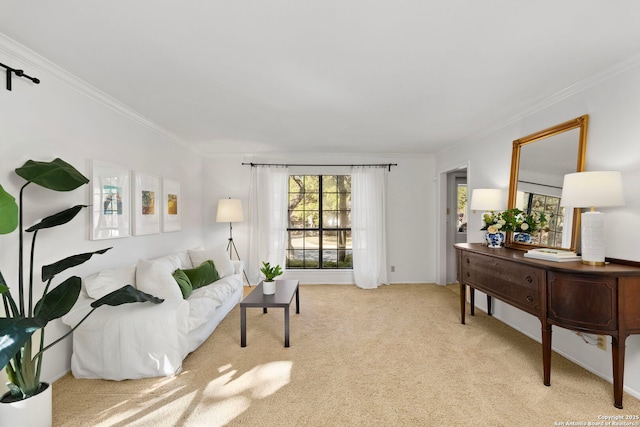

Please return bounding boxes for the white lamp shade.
[560,171,625,208]
[216,198,244,222]
[559,171,624,265]
[470,188,504,211]
[515,191,525,210]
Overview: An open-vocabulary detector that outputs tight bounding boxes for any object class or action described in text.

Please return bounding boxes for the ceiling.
[2,1,640,155]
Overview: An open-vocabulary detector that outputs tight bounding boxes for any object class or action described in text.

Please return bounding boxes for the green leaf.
[0,317,46,370]
[0,184,18,235]
[91,285,164,308]
[25,205,86,232]
[33,276,81,321]
[15,158,89,191]
[42,248,111,282]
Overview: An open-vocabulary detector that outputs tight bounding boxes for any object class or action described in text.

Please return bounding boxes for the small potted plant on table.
[259,261,283,295]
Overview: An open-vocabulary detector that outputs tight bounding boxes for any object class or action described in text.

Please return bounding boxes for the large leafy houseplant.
[0,158,163,402]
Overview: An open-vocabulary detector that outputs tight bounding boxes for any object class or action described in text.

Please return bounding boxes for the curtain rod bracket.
[0,62,40,91]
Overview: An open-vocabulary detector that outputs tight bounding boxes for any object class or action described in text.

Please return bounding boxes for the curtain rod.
[517,180,562,190]
[242,162,398,171]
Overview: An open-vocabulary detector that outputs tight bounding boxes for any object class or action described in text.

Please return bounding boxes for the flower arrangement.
[500,208,548,234]
[480,211,506,234]
[481,208,548,234]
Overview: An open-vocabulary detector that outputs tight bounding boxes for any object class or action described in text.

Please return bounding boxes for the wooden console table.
[455,243,640,409]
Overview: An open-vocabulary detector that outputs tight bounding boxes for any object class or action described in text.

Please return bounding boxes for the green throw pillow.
[172,269,193,299]
[184,260,220,290]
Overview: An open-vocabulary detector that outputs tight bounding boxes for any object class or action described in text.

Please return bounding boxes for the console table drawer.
[548,273,617,331]
[461,251,543,315]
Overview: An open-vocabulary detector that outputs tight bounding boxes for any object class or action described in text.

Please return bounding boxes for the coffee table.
[240,279,300,347]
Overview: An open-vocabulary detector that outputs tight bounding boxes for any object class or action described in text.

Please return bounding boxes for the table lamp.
[560,171,625,265]
[470,188,504,212]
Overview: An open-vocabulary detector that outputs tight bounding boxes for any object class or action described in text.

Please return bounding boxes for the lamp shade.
[560,171,624,265]
[560,171,625,208]
[470,188,504,211]
[216,198,244,222]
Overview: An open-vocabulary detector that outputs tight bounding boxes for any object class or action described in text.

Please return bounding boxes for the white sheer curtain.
[247,166,289,284]
[351,166,388,289]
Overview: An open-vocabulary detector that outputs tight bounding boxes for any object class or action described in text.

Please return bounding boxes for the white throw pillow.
[84,264,136,300]
[136,257,183,300]
[188,246,234,278]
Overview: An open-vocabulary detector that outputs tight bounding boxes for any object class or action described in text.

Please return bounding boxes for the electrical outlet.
[390,265,395,272]
[597,335,607,351]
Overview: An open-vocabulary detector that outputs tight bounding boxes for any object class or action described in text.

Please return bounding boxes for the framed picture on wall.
[162,178,181,232]
[90,161,131,240]
[133,172,161,236]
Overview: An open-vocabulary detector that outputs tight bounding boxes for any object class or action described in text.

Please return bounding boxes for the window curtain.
[247,166,289,284]
[351,166,388,289]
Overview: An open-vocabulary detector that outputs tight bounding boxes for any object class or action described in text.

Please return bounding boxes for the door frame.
[436,162,469,285]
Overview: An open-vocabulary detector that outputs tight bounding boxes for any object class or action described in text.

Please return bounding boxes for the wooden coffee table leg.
[284,306,290,347]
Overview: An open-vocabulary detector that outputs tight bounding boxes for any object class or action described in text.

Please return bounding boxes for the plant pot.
[263,280,276,295]
[514,232,533,244]
[0,382,52,427]
[485,231,505,248]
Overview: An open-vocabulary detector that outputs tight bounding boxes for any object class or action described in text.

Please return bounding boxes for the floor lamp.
[216,198,251,286]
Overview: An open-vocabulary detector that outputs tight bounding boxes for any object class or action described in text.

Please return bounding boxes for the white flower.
[521,223,529,231]
[487,225,498,234]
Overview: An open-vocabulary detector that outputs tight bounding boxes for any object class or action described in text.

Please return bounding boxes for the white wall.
[0,37,206,391]
[435,62,640,399]
[202,153,437,285]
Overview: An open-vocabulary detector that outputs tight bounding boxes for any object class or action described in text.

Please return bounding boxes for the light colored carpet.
[52,284,640,426]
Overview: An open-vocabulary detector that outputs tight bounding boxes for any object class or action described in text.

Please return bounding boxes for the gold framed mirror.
[506,115,588,251]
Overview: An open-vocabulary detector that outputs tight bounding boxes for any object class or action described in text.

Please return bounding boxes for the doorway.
[445,170,468,284]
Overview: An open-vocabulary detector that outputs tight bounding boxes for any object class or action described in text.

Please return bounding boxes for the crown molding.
[0,32,196,153]
[438,51,640,157]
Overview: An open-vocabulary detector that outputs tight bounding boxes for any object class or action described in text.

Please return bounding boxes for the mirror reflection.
[506,116,588,251]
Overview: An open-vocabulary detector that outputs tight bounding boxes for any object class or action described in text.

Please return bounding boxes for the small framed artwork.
[133,172,161,236]
[90,161,131,240]
[162,178,181,232]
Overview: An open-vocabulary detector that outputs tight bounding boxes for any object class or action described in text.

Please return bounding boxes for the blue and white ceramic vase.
[485,231,505,248]
[513,232,533,244]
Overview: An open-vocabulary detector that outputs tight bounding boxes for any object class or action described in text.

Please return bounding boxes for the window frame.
[286,174,352,270]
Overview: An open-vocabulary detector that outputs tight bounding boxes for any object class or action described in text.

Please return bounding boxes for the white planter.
[263,280,276,295]
[0,382,52,427]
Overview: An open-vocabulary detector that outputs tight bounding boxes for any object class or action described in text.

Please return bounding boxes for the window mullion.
[318,175,323,269]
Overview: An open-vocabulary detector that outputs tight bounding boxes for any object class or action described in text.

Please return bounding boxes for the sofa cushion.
[136,256,183,300]
[84,264,136,300]
[172,269,193,299]
[188,246,234,278]
[184,260,220,289]
[175,250,193,269]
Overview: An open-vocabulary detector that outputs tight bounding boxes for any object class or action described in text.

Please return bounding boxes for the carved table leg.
[542,323,552,386]
[470,287,475,316]
[460,283,466,325]
[612,335,627,409]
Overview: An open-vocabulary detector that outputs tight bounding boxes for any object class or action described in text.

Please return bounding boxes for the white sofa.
[61,247,244,380]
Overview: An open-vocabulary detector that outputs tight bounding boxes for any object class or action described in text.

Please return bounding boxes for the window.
[522,192,563,247]
[457,183,467,232]
[287,175,352,269]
